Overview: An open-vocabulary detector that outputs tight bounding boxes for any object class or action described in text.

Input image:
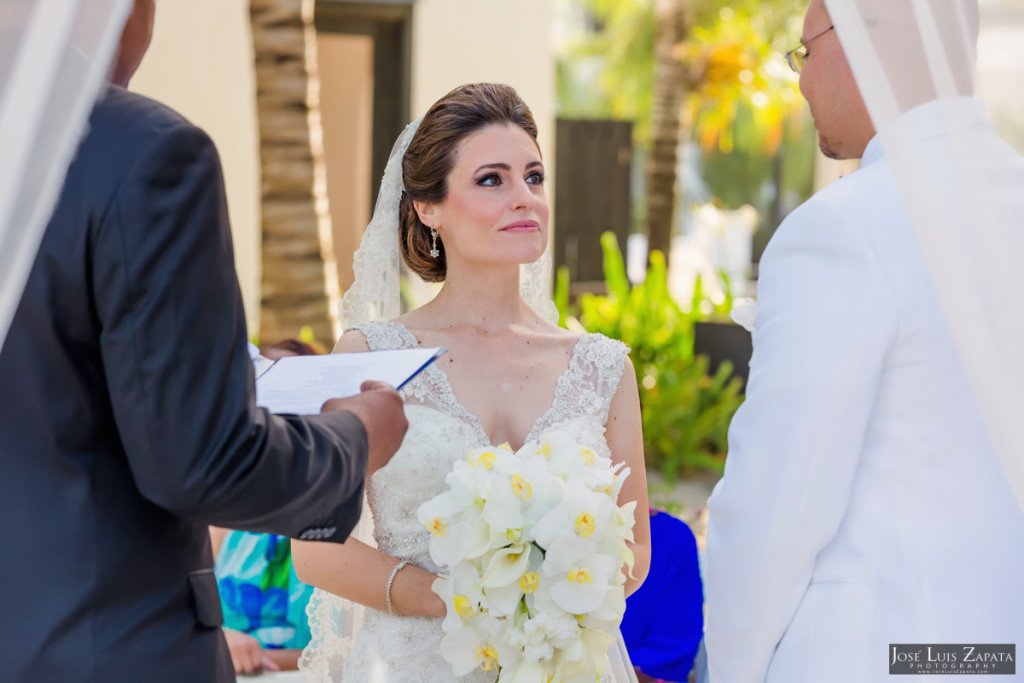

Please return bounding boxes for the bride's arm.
[290,328,445,618]
[292,537,446,617]
[605,355,651,596]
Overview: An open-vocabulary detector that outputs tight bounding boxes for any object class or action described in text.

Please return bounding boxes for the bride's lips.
[501,220,541,233]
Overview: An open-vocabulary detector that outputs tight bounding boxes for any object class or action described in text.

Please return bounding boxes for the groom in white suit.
[705,1,1024,681]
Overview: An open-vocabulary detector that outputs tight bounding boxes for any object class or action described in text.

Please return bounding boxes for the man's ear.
[413,200,439,227]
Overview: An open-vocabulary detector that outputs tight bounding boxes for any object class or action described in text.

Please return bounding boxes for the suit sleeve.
[92,120,367,540]
[704,197,897,682]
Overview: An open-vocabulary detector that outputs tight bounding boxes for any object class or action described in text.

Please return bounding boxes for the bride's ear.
[413,200,439,227]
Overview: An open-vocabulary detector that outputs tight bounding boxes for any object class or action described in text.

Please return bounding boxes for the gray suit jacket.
[0,87,368,682]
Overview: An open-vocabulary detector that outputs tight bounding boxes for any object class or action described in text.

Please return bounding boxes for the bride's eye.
[526,171,545,185]
[476,174,501,187]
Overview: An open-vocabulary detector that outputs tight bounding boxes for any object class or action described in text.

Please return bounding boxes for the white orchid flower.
[423,430,636,682]
[578,581,627,627]
[542,535,618,614]
[436,563,486,632]
[447,454,506,505]
[480,543,532,588]
[553,626,616,681]
[584,462,629,500]
[500,658,551,683]
[433,576,465,634]
[417,492,475,567]
[503,658,553,683]
[439,613,520,674]
[533,480,616,550]
[514,457,567,541]
[527,431,593,479]
[439,626,495,676]
[481,475,524,541]
[480,541,544,616]
[598,499,637,576]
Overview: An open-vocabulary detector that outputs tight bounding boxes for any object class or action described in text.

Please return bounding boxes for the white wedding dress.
[302,320,636,683]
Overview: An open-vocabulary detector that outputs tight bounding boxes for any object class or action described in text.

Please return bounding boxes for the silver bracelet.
[386,560,410,617]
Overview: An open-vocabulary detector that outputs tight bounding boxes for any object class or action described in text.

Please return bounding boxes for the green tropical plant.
[556,232,744,479]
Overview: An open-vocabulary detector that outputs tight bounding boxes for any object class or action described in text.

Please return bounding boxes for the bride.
[293,83,651,682]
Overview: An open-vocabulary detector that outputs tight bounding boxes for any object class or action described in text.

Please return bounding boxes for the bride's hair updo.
[399,83,539,282]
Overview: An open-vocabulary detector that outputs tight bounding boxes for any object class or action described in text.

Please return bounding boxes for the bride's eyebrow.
[473,161,544,174]
[473,162,511,174]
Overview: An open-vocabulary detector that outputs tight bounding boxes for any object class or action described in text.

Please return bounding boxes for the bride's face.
[421,123,549,272]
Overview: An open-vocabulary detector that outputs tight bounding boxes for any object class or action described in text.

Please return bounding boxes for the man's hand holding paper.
[255,348,443,475]
[255,347,445,414]
[322,381,408,476]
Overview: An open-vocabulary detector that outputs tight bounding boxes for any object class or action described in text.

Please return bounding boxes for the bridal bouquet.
[416,431,636,683]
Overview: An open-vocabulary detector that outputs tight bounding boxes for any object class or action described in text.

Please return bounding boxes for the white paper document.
[255,347,446,415]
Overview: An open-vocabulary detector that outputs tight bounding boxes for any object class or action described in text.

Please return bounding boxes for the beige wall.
[318,33,374,292]
[125,0,558,330]
[411,0,557,206]
[130,0,261,332]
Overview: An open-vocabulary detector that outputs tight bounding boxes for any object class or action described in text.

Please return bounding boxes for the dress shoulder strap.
[541,333,630,432]
[577,333,631,421]
[348,321,418,352]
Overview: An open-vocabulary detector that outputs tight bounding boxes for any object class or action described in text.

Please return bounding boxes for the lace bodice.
[360,321,627,572]
[304,321,630,682]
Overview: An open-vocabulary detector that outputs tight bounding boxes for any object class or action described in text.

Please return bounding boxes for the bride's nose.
[510,177,536,211]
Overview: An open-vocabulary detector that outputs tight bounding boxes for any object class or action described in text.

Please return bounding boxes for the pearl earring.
[430,228,440,259]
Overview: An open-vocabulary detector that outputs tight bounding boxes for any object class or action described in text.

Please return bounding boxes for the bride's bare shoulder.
[528,323,584,353]
[333,328,371,353]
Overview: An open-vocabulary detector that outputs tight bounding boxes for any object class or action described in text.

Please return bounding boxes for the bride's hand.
[388,564,447,618]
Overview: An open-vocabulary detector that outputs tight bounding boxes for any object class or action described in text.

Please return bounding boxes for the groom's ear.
[413,200,438,227]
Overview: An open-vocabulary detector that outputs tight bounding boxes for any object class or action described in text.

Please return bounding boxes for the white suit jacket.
[705,98,1024,683]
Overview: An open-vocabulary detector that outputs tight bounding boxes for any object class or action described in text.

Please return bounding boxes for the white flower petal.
[550,577,609,614]
[533,504,572,549]
[429,521,474,567]
[439,627,483,676]
[465,518,492,560]
[542,535,597,576]
[482,580,523,616]
[505,658,550,682]
[481,544,532,587]
[730,298,757,332]
[482,479,524,531]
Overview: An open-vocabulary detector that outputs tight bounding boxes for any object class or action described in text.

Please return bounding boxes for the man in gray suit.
[0,2,408,680]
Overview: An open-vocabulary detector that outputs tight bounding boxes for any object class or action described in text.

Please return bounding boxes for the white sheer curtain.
[826,0,1024,512]
[0,0,131,352]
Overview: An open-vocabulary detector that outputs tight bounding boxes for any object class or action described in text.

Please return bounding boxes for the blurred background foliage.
[556,233,744,480]
[555,0,817,477]
[557,0,815,257]
[559,0,805,151]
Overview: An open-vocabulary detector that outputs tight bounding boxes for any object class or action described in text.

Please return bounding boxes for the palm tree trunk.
[251,0,340,346]
[645,0,690,261]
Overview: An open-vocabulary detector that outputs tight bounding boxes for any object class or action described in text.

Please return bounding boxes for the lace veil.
[301,107,558,681]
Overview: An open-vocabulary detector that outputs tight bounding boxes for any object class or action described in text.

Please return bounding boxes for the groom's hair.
[399,83,539,282]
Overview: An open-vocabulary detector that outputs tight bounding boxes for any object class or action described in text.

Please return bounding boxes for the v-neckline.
[386,321,588,451]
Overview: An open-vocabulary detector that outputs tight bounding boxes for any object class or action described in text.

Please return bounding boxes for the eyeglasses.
[785,25,835,73]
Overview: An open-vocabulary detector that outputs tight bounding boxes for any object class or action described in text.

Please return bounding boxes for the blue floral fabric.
[215,531,313,649]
